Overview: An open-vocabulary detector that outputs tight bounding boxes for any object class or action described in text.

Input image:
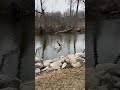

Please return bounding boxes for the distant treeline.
[35,10,85,34]
[87,0,120,19]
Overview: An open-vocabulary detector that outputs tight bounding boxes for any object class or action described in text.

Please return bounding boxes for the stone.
[113,88,119,90]
[35,68,40,74]
[112,76,120,82]
[97,85,108,90]
[35,57,40,63]
[50,61,62,68]
[81,58,85,63]
[107,65,120,76]
[86,75,100,89]
[65,58,70,63]
[42,66,54,71]
[0,74,20,89]
[75,52,85,58]
[0,87,18,90]
[67,54,75,60]
[35,63,43,69]
[96,63,117,72]
[62,62,67,69]
[20,80,34,90]
[95,71,106,80]
[70,56,82,64]
[45,60,53,63]
[43,61,51,67]
[60,55,65,59]
[71,61,81,68]
[114,81,120,88]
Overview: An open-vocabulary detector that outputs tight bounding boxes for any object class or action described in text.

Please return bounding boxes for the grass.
[35,66,85,90]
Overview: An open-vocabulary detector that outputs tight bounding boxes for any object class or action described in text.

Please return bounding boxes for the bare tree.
[75,0,80,27]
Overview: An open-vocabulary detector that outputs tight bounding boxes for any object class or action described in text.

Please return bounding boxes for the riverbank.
[35,52,85,75]
[86,63,120,90]
[35,66,85,90]
[35,26,85,35]
[35,52,85,90]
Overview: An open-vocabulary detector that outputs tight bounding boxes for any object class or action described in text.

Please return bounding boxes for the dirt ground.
[35,66,85,90]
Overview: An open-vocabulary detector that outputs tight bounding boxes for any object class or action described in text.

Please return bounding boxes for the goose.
[54,41,62,53]
[35,46,42,56]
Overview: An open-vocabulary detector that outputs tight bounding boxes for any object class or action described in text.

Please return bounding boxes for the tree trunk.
[69,0,72,27]
[75,0,80,27]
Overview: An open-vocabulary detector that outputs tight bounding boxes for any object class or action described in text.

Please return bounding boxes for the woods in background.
[35,0,85,34]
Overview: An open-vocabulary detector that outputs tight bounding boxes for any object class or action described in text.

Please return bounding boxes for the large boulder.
[61,62,67,69]
[96,63,118,72]
[43,60,52,67]
[0,87,18,90]
[35,57,40,63]
[71,61,81,68]
[42,66,54,71]
[50,61,62,69]
[20,80,34,90]
[75,53,85,58]
[35,68,40,75]
[35,63,44,69]
[0,74,20,89]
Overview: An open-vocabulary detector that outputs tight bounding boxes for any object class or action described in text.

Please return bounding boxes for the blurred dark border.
[86,0,120,90]
[0,0,35,90]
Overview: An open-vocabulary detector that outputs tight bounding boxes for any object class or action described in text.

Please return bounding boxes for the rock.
[20,80,34,90]
[45,60,53,63]
[67,54,75,60]
[62,62,67,69]
[97,85,108,90]
[71,61,81,68]
[43,61,51,67]
[114,81,120,88]
[50,61,62,69]
[112,76,120,82]
[59,56,65,63]
[96,63,117,72]
[35,57,40,63]
[35,63,43,69]
[86,75,100,89]
[51,66,61,70]
[65,58,70,63]
[107,65,120,76]
[60,56,64,59]
[113,88,119,90]
[35,68,40,74]
[42,66,54,71]
[75,53,85,58]
[80,58,85,66]
[58,59,65,63]
[0,74,20,89]
[0,87,18,90]
[70,57,82,64]
[81,58,85,63]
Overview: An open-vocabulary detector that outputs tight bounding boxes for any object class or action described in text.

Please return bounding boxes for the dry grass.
[35,66,85,90]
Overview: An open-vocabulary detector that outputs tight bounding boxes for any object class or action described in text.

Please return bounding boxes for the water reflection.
[35,33,85,60]
[86,19,120,67]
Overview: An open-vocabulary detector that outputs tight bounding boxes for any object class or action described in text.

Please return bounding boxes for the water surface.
[35,33,85,60]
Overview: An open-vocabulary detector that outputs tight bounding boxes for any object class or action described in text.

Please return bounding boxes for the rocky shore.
[0,74,34,90]
[35,52,85,76]
[86,63,120,90]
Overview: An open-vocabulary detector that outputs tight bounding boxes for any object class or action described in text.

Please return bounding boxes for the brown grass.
[35,66,85,90]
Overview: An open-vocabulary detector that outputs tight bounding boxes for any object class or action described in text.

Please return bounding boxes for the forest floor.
[35,66,85,90]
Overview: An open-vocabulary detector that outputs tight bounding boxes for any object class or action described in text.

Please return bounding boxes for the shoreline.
[35,29,85,35]
[35,52,85,76]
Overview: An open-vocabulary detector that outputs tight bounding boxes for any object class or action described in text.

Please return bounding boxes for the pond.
[35,33,85,60]
[86,19,120,67]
